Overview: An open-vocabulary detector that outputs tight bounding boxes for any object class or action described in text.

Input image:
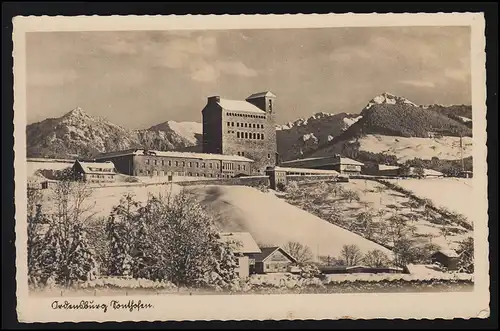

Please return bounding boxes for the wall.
[286,174,342,184]
[236,256,250,278]
[202,98,223,154]
[177,176,269,188]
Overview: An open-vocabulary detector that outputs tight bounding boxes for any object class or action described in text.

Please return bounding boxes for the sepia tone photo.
[13,13,489,322]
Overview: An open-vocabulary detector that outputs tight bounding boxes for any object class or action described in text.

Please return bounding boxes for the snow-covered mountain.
[26,108,202,159]
[276,112,362,161]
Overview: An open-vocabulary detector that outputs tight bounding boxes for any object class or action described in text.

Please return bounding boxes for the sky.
[26,26,471,128]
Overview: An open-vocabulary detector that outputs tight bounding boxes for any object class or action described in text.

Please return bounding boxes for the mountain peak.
[364,93,417,111]
[63,107,91,119]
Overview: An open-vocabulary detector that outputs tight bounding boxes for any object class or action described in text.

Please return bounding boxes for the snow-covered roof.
[254,247,298,263]
[76,160,117,174]
[219,232,261,254]
[436,249,459,258]
[409,167,444,177]
[272,166,340,176]
[336,157,365,166]
[378,164,400,171]
[217,99,265,114]
[246,91,276,99]
[94,149,254,163]
[281,156,332,164]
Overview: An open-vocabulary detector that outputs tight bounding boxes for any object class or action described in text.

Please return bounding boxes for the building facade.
[72,160,116,183]
[280,155,364,176]
[254,247,298,274]
[202,91,278,175]
[93,149,253,179]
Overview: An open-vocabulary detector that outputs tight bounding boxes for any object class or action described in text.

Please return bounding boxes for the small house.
[41,179,58,190]
[431,249,460,270]
[254,246,298,274]
[219,232,262,278]
[72,160,117,183]
[376,164,401,177]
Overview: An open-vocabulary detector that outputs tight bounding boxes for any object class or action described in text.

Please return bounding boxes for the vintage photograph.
[13,13,489,322]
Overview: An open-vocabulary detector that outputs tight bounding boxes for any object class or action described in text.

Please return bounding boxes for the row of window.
[227,122,264,129]
[227,112,266,119]
[143,159,247,171]
[236,151,272,159]
[87,174,114,179]
[88,167,113,172]
[236,131,265,140]
[141,170,238,179]
[145,159,225,169]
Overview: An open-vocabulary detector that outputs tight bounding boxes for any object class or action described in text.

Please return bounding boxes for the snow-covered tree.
[340,244,363,266]
[363,249,390,268]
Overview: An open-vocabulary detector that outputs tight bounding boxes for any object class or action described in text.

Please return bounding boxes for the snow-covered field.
[186,185,393,260]
[358,134,473,162]
[386,178,475,223]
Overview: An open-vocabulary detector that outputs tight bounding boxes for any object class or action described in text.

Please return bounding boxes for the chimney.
[208,96,220,103]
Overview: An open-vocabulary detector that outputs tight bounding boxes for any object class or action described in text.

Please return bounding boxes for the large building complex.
[202,91,278,174]
[93,91,277,178]
[93,149,253,178]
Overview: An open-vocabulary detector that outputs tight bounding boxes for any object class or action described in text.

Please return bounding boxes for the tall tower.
[201,91,277,175]
[244,91,278,173]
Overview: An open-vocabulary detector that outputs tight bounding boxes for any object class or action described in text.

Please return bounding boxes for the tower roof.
[246,91,276,100]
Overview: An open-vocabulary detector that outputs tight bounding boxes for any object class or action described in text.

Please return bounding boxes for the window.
[146,159,150,165]
[238,165,241,171]
[161,160,164,166]
[237,152,240,156]
[175,161,179,166]
[196,173,199,177]
[188,162,191,167]
[209,174,212,177]
[202,163,205,168]
[253,123,256,128]
[216,163,220,169]
[256,133,260,139]
[245,132,248,139]
[236,122,239,127]
[269,99,273,111]
[231,122,234,127]
[182,161,185,167]
[237,132,240,138]
[261,124,264,129]
[241,151,245,156]
[253,133,256,139]
[168,160,172,166]
[209,163,213,168]
[227,121,230,127]
[268,153,271,159]
[188,172,192,176]
[261,133,265,140]
[196,162,199,168]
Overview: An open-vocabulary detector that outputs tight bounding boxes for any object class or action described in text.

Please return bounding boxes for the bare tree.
[374,185,385,205]
[340,244,363,266]
[283,241,313,265]
[363,249,390,267]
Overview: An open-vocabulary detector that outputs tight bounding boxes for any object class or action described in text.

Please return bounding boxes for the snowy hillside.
[187,185,393,259]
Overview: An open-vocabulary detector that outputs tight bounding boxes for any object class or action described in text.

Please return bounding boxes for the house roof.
[335,157,365,166]
[435,249,459,258]
[219,232,262,254]
[75,160,117,175]
[217,98,265,114]
[246,91,276,99]
[409,167,444,177]
[93,149,254,163]
[254,246,298,264]
[378,164,400,171]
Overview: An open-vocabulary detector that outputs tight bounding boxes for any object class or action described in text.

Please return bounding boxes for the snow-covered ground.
[358,134,473,162]
[386,178,475,223]
[186,185,394,260]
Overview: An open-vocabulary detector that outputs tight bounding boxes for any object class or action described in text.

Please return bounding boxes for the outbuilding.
[431,249,460,270]
[254,246,298,274]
